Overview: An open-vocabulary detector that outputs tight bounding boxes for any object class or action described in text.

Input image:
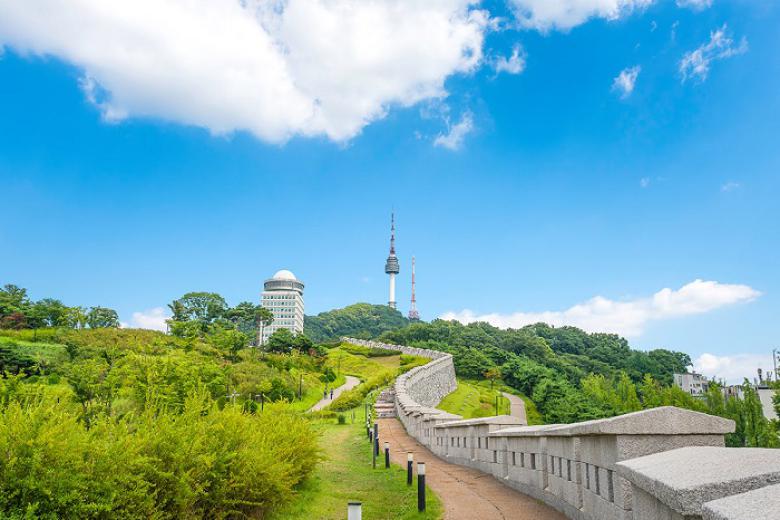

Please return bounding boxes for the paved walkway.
[378,418,565,520]
[502,392,527,423]
[308,375,360,411]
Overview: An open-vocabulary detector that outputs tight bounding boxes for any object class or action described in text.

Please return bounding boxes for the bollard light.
[347,501,362,520]
[417,462,426,512]
[384,442,390,469]
[407,452,414,486]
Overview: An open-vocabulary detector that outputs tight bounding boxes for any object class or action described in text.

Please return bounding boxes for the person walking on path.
[309,376,361,412]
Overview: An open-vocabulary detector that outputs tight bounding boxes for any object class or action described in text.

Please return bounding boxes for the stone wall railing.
[340,338,780,520]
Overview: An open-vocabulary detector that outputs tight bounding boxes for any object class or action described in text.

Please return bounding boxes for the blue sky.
[1,0,778,381]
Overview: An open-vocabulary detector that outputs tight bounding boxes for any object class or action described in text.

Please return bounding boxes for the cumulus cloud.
[0,0,488,143]
[126,307,170,332]
[680,25,748,83]
[441,279,760,337]
[676,0,713,10]
[507,0,653,31]
[721,181,741,192]
[493,45,526,75]
[434,112,474,150]
[694,352,774,385]
[640,177,651,188]
[612,65,641,99]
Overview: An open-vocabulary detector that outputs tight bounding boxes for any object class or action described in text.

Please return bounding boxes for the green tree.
[741,381,778,447]
[483,367,502,389]
[86,307,120,328]
[266,328,295,354]
[29,298,69,328]
[167,292,228,333]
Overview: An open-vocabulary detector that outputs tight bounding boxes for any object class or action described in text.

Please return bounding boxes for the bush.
[329,371,394,412]
[0,392,320,519]
[337,414,346,424]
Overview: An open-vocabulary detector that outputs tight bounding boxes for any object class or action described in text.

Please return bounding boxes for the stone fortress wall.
[342,338,780,520]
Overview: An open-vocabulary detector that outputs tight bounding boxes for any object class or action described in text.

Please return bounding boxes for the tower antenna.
[408,256,419,321]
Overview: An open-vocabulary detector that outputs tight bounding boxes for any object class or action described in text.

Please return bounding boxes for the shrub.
[0,392,320,519]
[337,414,346,424]
[329,371,394,411]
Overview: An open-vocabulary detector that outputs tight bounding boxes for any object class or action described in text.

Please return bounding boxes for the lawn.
[271,411,443,520]
[437,379,543,424]
[325,346,399,379]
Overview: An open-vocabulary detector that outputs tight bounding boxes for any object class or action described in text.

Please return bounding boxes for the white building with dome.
[260,269,305,343]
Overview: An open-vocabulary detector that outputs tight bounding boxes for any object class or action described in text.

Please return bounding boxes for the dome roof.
[272,269,297,281]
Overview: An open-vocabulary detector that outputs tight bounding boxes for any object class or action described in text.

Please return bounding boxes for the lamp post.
[417,462,426,512]
[407,452,414,485]
[347,501,362,520]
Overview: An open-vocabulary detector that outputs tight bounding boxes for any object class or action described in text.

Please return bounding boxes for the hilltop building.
[384,213,400,309]
[260,269,304,343]
[673,371,710,396]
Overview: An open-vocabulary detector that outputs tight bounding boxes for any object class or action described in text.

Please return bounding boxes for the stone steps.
[375,389,396,418]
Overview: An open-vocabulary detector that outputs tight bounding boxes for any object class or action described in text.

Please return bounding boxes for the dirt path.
[308,375,361,411]
[502,392,527,424]
[378,418,565,520]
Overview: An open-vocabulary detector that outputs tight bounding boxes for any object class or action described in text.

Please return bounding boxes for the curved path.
[379,418,565,520]
[502,392,527,423]
[308,375,360,411]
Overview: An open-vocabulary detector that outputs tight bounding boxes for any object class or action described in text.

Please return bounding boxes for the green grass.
[325,347,399,379]
[437,379,509,418]
[271,412,442,520]
[437,379,544,424]
[0,336,69,366]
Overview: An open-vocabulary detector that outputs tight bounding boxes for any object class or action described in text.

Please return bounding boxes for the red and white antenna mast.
[408,256,419,321]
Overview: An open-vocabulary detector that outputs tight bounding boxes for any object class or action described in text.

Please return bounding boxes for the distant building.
[260,269,304,343]
[757,387,778,421]
[673,372,710,397]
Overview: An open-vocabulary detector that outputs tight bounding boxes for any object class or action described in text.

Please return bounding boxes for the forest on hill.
[304,303,409,343]
[301,303,779,447]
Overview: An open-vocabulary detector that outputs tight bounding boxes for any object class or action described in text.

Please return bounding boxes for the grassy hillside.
[437,379,543,424]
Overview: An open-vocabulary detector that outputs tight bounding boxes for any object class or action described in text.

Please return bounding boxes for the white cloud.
[441,279,760,337]
[721,181,740,192]
[680,25,748,83]
[694,353,773,385]
[434,112,474,150]
[493,45,526,75]
[0,0,488,143]
[640,177,651,188]
[127,307,170,332]
[507,0,653,31]
[676,0,713,11]
[612,65,641,99]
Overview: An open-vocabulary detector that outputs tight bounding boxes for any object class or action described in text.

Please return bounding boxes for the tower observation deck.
[384,213,400,309]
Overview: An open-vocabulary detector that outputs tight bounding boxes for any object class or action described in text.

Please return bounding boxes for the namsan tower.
[384,213,400,309]
[408,256,419,321]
